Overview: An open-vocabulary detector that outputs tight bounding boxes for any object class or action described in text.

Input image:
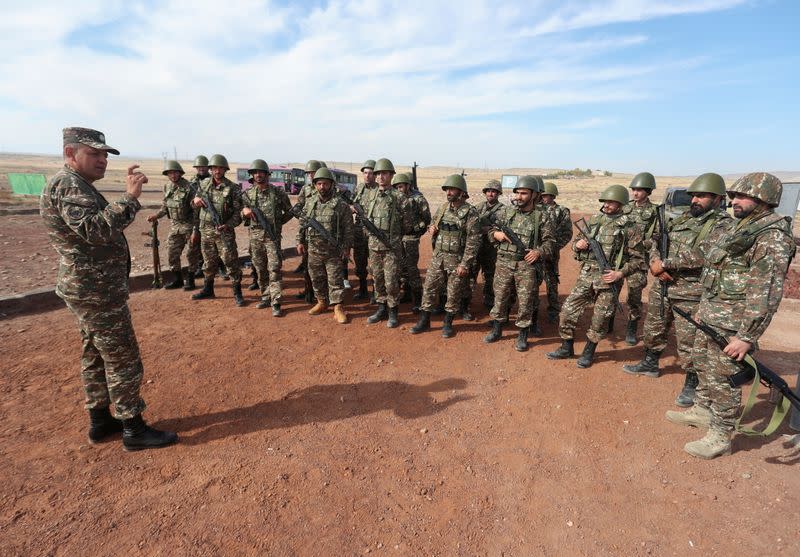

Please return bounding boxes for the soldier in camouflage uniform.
[189,155,211,278]
[623,174,734,408]
[147,160,200,290]
[294,159,325,303]
[40,127,177,451]
[396,173,431,313]
[351,159,377,300]
[410,174,481,338]
[471,179,505,311]
[622,172,658,345]
[191,154,245,306]
[483,175,557,352]
[540,182,573,324]
[546,185,644,368]
[296,167,354,324]
[666,173,796,459]
[241,159,293,315]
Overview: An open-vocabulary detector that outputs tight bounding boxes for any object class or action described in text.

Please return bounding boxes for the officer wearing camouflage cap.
[40,127,178,451]
[668,172,796,460]
[540,182,573,323]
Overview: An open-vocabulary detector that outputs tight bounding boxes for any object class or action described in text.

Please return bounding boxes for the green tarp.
[8,173,46,195]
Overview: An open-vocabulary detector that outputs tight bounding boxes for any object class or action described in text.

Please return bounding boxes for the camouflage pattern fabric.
[201,228,241,281]
[642,294,699,369]
[369,249,402,305]
[196,176,243,282]
[154,177,201,273]
[401,238,423,290]
[543,202,572,312]
[470,199,504,301]
[363,187,410,306]
[623,198,657,320]
[352,181,377,280]
[166,221,200,274]
[692,327,744,433]
[400,190,431,290]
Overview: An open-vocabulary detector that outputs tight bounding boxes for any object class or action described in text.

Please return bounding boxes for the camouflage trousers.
[308,248,346,305]
[558,271,618,343]
[490,256,541,329]
[369,248,402,307]
[692,325,744,434]
[641,288,699,371]
[468,243,498,300]
[625,269,648,320]
[400,237,422,291]
[249,228,283,303]
[543,253,561,312]
[200,226,242,283]
[353,225,369,279]
[64,299,146,420]
[420,252,469,314]
[166,220,200,274]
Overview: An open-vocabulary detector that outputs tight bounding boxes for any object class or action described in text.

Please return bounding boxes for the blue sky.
[0,0,797,175]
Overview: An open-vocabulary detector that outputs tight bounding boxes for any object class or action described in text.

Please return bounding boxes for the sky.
[0,0,797,175]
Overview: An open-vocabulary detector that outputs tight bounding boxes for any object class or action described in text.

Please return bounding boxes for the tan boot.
[308,300,328,315]
[665,405,711,428]
[684,428,732,459]
[333,303,348,324]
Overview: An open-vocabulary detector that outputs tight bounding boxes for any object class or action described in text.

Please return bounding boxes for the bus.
[331,168,357,194]
[236,165,306,194]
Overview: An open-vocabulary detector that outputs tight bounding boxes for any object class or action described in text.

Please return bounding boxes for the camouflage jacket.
[195,176,242,230]
[625,198,658,252]
[363,186,410,251]
[294,182,317,211]
[489,204,557,264]
[296,194,354,255]
[188,174,209,189]
[40,165,138,304]
[573,211,644,289]
[696,210,796,344]
[430,201,482,268]
[402,190,431,240]
[475,200,505,246]
[154,178,198,225]
[544,202,573,250]
[242,184,293,237]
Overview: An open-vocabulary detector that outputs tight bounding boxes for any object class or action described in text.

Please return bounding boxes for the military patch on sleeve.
[67,204,86,221]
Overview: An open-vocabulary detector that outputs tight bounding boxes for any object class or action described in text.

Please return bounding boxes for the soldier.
[622,172,658,345]
[546,185,644,368]
[540,182,573,324]
[667,173,796,459]
[396,172,431,313]
[294,159,324,302]
[191,154,245,306]
[623,174,733,408]
[410,174,481,338]
[40,127,177,450]
[351,159,377,300]
[241,159,292,315]
[189,155,211,279]
[296,167,353,324]
[147,160,200,290]
[472,179,505,310]
[483,175,557,351]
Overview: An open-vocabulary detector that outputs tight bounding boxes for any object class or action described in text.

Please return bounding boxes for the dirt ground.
[2,213,800,555]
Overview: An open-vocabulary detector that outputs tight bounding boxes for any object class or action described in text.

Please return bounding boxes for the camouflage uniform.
[471,199,505,305]
[363,187,410,307]
[623,198,658,320]
[352,181,377,284]
[400,189,431,293]
[196,176,243,283]
[153,177,201,275]
[543,202,573,315]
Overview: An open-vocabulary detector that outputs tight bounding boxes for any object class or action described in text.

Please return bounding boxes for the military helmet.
[208,154,229,170]
[248,159,270,174]
[304,160,322,173]
[441,173,467,193]
[162,160,185,176]
[193,155,209,168]
[391,172,411,186]
[629,172,656,190]
[373,158,396,174]
[599,184,630,204]
[543,182,559,197]
[687,173,725,197]
[319,161,328,168]
[361,159,376,172]
[514,175,543,193]
[727,172,783,207]
[313,167,335,182]
[482,179,502,193]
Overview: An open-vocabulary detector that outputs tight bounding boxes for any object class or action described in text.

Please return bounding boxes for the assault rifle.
[574,217,624,314]
[488,212,534,258]
[673,306,800,412]
[250,205,278,244]
[200,194,222,227]
[290,202,341,251]
[340,190,392,249]
[656,204,670,317]
[142,220,162,288]
[412,161,418,191]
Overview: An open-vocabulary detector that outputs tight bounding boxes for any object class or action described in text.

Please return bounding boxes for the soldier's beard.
[733,204,756,219]
[690,203,708,217]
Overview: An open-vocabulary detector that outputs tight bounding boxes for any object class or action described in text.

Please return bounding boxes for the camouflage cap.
[63,127,120,155]
[728,172,783,207]
[482,179,502,193]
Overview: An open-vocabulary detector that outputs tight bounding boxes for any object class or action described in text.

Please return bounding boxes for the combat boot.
[164,270,184,289]
[410,311,431,334]
[483,320,503,343]
[529,314,542,337]
[442,312,455,338]
[625,319,639,345]
[368,302,388,324]
[122,414,178,452]
[248,278,260,291]
[183,272,196,291]
[218,263,230,281]
[515,327,530,352]
[675,371,700,407]
[353,276,368,300]
[87,406,123,444]
[411,288,422,314]
[387,306,399,328]
[684,428,732,460]
[460,298,474,321]
[665,405,711,428]
[191,277,215,300]
[272,303,284,317]
[257,296,270,310]
[576,341,597,368]
[233,283,245,307]
[622,348,661,378]
[333,303,348,324]
[308,300,328,315]
[546,339,574,359]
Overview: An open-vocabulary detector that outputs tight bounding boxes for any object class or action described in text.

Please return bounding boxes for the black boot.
[271,303,284,317]
[460,298,474,321]
[410,310,431,334]
[442,312,455,338]
[248,278,260,291]
[515,327,530,352]
[625,319,639,346]
[191,277,215,299]
[218,262,229,280]
[164,270,184,289]
[530,314,542,337]
[675,371,699,407]
[576,341,598,368]
[387,306,399,328]
[547,339,575,360]
[88,406,123,443]
[353,276,368,300]
[183,272,196,291]
[233,283,245,307]
[368,302,388,324]
[411,288,422,314]
[257,296,270,309]
[622,348,661,378]
[483,320,503,343]
[122,414,178,451]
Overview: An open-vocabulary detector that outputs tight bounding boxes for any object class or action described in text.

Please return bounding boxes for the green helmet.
[373,158,396,174]
[687,173,725,197]
[193,155,209,167]
[305,160,322,173]
[727,172,783,207]
[248,159,270,174]
[543,182,559,197]
[629,172,656,190]
[514,175,543,193]
[482,179,502,193]
[441,173,467,193]
[313,167,335,182]
[391,172,411,186]
[361,159,376,172]
[208,154,229,170]
[599,184,629,204]
[162,160,185,176]
[319,161,328,168]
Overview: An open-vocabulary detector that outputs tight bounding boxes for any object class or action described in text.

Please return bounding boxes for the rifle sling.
[735,355,791,436]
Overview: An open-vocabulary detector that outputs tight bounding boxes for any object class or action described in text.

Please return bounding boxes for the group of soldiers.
[42,126,797,460]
